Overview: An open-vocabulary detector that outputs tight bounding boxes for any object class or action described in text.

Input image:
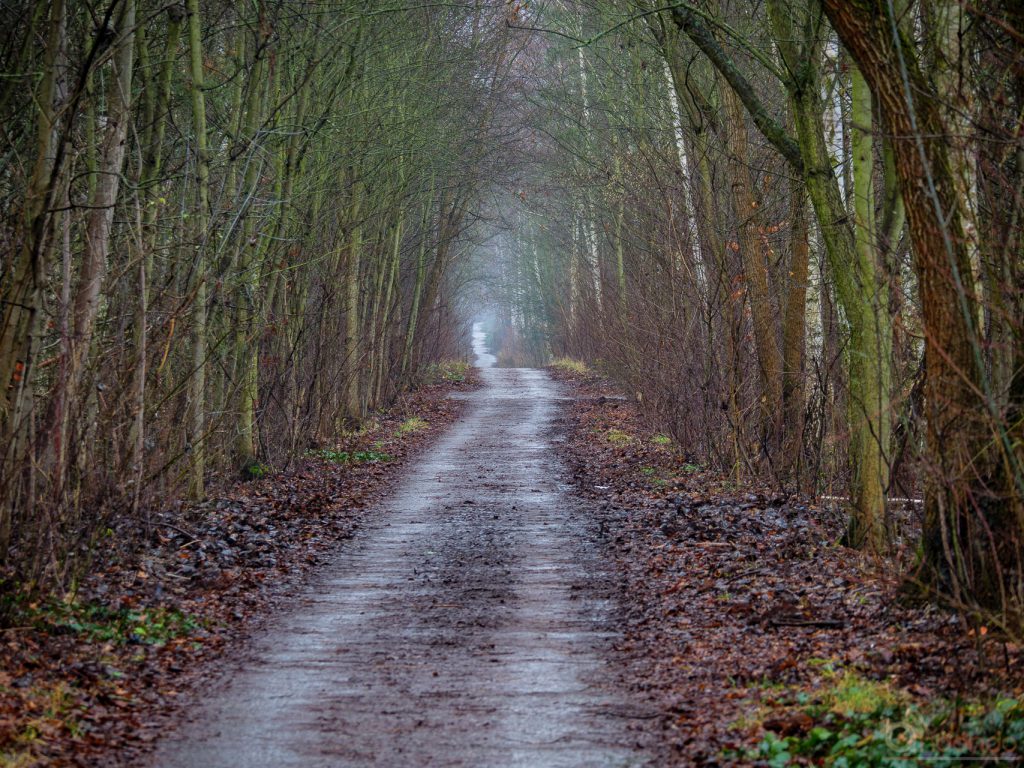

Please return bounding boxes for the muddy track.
[152,330,651,767]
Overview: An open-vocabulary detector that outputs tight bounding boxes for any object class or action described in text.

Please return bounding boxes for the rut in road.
[153,327,650,767]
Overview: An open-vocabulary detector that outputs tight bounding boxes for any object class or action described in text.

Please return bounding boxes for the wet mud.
[152,328,650,767]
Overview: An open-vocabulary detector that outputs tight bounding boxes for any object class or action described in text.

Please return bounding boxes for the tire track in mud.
[152,330,650,767]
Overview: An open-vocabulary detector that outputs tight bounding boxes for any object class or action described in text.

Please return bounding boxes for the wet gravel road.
[153,328,649,767]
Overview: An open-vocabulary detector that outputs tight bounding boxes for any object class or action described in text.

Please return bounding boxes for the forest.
[1,0,1023,765]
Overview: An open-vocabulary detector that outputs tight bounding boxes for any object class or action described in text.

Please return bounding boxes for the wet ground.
[152,326,650,767]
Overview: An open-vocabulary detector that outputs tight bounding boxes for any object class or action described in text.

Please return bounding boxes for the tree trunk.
[720,84,783,448]
[782,183,809,477]
[185,0,211,498]
[0,0,67,535]
[54,0,136,488]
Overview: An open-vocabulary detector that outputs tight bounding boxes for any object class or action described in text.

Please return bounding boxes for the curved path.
[153,326,648,767]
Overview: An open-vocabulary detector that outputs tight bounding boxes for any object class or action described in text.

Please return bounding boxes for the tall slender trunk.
[782,183,809,477]
[234,24,270,470]
[186,0,212,498]
[720,84,783,447]
[344,176,364,424]
[0,0,67,535]
[655,20,743,473]
[402,180,434,380]
[845,65,891,548]
[130,5,184,498]
[39,0,135,515]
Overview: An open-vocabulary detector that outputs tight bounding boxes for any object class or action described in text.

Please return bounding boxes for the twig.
[157,521,199,540]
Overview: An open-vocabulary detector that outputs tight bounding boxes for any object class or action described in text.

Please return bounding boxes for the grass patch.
[307,448,392,464]
[605,428,633,445]
[2,681,85,761]
[651,434,672,446]
[396,416,428,436]
[0,750,42,768]
[639,465,668,488]
[424,359,471,384]
[549,357,589,375]
[824,671,905,718]
[735,671,1024,766]
[336,418,382,440]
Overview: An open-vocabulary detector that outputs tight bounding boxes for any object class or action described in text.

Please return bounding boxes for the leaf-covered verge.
[0,367,480,768]
[548,363,1024,766]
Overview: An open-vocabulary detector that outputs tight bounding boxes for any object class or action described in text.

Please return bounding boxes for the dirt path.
[152,327,650,767]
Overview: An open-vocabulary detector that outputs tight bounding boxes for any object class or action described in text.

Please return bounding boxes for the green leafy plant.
[352,450,391,463]
[736,673,1024,766]
[307,448,392,464]
[307,448,350,463]
[242,461,271,480]
[27,600,201,646]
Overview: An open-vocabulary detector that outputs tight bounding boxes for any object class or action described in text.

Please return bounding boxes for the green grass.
[640,466,668,488]
[396,416,428,436]
[337,418,382,439]
[604,428,633,445]
[1,681,84,763]
[651,434,672,446]
[823,671,905,717]
[549,357,589,375]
